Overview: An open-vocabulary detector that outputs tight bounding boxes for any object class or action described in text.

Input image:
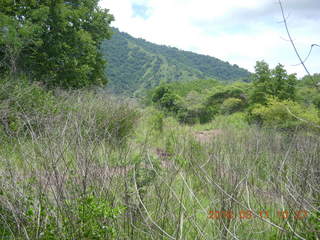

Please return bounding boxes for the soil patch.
[194,129,223,143]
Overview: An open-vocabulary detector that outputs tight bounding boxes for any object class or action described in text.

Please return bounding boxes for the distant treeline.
[148,61,320,130]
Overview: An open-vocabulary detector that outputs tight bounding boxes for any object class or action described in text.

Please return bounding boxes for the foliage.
[147,108,164,133]
[165,79,220,97]
[66,92,140,145]
[248,97,320,131]
[220,97,245,114]
[297,74,320,109]
[0,191,122,239]
[0,90,319,239]
[151,85,182,113]
[0,77,59,137]
[72,195,123,239]
[250,61,297,105]
[0,78,140,144]
[176,90,215,124]
[102,28,251,95]
[0,0,114,89]
[144,78,219,105]
[150,80,252,125]
[177,107,214,125]
[205,82,249,106]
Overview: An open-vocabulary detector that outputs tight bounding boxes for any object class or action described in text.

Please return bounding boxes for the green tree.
[0,0,114,89]
[152,85,181,113]
[270,63,296,100]
[297,74,320,109]
[250,61,297,105]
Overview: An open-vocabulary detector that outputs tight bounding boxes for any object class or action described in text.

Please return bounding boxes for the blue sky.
[132,3,150,19]
[100,0,320,77]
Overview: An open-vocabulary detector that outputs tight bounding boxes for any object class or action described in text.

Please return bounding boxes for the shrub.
[0,77,59,137]
[177,108,199,125]
[0,192,122,239]
[220,97,244,114]
[66,92,140,145]
[147,108,164,132]
[72,195,123,239]
[205,83,248,106]
[248,97,320,131]
[211,112,248,129]
[159,92,181,113]
[177,106,215,125]
[151,85,182,113]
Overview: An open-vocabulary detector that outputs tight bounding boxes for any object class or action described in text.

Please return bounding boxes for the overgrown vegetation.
[149,62,320,131]
[0,94,319,239]
[0,1,319,239]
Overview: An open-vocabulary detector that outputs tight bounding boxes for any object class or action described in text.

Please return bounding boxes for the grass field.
[0,93,319,240]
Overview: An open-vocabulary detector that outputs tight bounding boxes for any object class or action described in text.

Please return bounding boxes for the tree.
[152,85,181,113]
[250,61,297,105]
[0,0,114,89]
[270,63,296,100]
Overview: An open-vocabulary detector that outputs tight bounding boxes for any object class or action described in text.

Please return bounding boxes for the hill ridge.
[101,28,251,96]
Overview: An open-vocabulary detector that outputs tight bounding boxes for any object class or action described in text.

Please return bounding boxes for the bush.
[66,92,140,145]
[248,97,320,131]
[0,192,122,239]
[209,112,248,129]
[151,85,182,113]
[205,83,248,106]
[0,78,140,145]
[0,77,59,137]
[147,108,164,132]
[220,97,244,114]
[177,108,199,125]
[177,106,215,125]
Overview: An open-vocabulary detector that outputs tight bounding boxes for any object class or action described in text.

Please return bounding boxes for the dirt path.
[194,129,223,143]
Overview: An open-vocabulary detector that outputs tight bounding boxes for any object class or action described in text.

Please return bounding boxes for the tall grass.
[0,92,319,239]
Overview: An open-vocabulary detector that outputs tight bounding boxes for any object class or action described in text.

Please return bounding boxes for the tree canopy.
[250,61,297,105]
[0,0,114,89]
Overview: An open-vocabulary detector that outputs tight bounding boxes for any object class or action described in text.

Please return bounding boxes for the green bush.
[159,92,181,113]
[67,93,140,145]
[0,77,59,137]
[177,106,215,125]
[0,192,122,240]
[72,195,123,239]
[205,83,248,106]
[177,108,199,125]
[151,85,182,113]
[248,97,320,131]
[147,108,164,132]
[220,97,244,114]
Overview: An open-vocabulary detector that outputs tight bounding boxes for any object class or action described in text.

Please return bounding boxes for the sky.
[99,0,320,77]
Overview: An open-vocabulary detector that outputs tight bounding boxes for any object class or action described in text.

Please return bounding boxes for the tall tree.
[270,63,296,100]
[0,0,114,88]
[250,60,272,104]
[250,61,297,104]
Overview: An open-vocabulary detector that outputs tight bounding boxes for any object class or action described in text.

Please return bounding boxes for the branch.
[278,0,320,91]
[278,0,311,76]
[292,44,320,66]
[283,105,320,130]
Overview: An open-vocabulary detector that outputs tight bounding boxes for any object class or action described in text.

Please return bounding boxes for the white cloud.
[100,0,320,77]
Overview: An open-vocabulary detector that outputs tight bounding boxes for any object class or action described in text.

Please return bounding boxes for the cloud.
[99,0,320,77]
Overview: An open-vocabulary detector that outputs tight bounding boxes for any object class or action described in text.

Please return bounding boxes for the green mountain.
[101,28,251,96]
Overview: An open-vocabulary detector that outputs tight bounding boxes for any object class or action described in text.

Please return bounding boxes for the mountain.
[101,28,251,96]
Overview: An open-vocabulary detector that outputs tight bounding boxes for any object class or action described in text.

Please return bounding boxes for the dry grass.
[0,94,319,240]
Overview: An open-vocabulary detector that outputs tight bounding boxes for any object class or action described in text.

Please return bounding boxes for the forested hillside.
[101,28,251,95]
